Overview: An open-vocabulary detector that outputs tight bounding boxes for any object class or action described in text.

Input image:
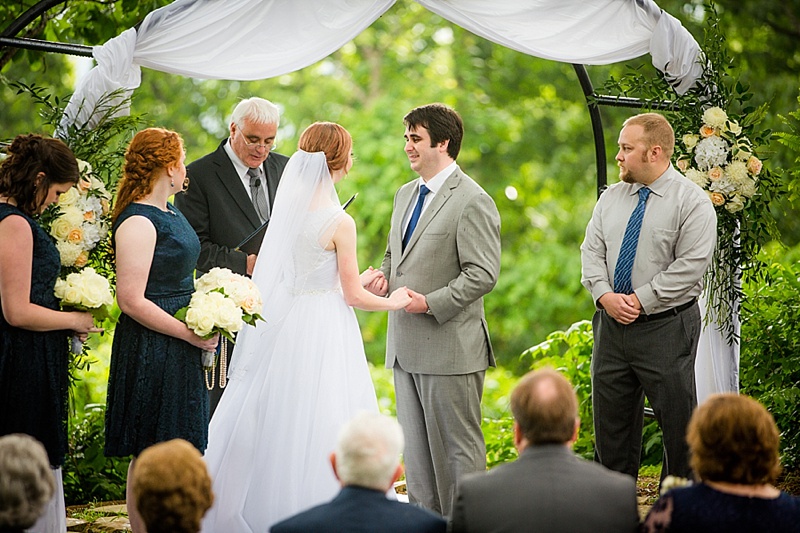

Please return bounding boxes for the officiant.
[175,97,289,415]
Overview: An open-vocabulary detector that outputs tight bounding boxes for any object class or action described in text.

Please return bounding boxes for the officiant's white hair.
[335,412,404,490]
[231,97,280,128]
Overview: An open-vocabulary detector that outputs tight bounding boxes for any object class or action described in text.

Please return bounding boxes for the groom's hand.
[403,289,429,314]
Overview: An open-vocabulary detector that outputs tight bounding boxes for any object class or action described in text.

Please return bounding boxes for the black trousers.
[591,302,701,480]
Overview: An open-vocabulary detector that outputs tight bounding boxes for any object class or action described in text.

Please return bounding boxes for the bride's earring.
[170,177,174,188]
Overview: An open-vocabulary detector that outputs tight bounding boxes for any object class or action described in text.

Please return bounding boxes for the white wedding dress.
[201,152,379,532]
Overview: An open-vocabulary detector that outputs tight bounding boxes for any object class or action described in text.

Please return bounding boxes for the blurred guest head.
[332,412,404,492]
[688,393,782,485]
[0,134,79,215]
[131,439,213,533]
[0,434,56,530]
[510,368,580,450]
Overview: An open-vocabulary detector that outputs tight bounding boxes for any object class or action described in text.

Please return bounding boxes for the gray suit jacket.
[380,168,501,375]
[449,445,640,533]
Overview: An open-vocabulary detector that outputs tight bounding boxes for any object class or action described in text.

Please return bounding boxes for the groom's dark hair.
[404,103,463,160]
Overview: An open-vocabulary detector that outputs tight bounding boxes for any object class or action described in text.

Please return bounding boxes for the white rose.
[57,187,80,207]
[702,107,728,129]
[725,194,745,213]
[725,120,742,135]
[60,205,85,228]
[78,269,113,308]
[54,278,67,300]
[682,134,699,150]
[50,217,75,241]
[215,298,244,333]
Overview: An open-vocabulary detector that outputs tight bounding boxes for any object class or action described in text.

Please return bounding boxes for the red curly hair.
[112,128,183,222]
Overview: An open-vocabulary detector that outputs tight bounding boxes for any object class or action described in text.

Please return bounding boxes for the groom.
[368,103,501,516]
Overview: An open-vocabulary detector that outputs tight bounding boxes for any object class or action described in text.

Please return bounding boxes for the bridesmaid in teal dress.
[0,134,100,533]
[104,128,219,533]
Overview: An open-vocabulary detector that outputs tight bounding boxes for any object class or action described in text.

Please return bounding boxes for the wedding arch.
[0,0,736,401]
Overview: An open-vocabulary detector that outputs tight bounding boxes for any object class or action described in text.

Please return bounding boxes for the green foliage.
[740,254,800,469]
[63,404,129,505]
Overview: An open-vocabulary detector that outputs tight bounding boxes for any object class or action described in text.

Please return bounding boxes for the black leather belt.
[632,298,696,324]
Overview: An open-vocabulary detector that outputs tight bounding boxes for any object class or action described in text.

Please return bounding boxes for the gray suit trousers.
[393,363,485,517]
[591,303,700,480]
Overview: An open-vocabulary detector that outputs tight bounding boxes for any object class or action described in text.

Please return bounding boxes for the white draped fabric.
[60,0,734,398]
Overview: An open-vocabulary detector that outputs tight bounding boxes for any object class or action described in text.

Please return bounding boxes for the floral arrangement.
[677,106,762,214]
[48,160,112,270]
[174,267,264,370]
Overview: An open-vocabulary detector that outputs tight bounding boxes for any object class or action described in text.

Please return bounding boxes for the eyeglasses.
[238,129,275,151]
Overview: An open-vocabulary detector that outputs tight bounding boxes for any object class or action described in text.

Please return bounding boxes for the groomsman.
[580,112,716,480]
[368,103,501,516]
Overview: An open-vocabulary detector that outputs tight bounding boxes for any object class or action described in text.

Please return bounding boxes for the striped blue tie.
[402,184,430,251]
[613,186,651,294]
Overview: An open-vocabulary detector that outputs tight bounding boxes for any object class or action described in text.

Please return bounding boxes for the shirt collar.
[420,161,458,194]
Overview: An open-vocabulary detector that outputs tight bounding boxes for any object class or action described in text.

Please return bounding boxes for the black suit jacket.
[270,486,446,533]
[449,445,640,533]
[174,140,288,275]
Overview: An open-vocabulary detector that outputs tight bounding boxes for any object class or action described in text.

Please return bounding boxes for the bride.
[201,122,411,532]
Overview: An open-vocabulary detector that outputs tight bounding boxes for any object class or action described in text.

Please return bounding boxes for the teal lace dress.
[104,203,208,457]
[0,203,70,467]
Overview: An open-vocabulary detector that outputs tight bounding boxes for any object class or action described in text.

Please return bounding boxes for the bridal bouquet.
[48,159,113,269]
[676,106,762,214]
[174,268,264,370]
[54,267,114,353]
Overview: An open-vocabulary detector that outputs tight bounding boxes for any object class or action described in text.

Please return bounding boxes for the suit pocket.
[422,232,449,240]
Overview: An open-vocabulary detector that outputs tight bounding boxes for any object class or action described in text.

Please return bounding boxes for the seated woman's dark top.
[641,482,800,533]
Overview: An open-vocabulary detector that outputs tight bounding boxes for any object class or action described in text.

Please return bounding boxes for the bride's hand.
[387,287,412,310]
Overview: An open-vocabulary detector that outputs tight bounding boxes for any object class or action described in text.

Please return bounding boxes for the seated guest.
[131,439,213,533]
[642,393,800,532]
[0,434,55,533]
[271,412,446,533]
[450,368,639,533]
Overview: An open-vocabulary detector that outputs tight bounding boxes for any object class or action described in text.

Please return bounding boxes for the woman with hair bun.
[0,134,101,533]
[104,128,219,533]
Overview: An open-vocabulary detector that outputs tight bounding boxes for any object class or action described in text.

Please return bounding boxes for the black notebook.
[236,193,358,255]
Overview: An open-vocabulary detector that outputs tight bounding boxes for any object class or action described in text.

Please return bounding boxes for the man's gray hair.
[0,434,55,530]
[335,412,404,490]
[231,97,280,128]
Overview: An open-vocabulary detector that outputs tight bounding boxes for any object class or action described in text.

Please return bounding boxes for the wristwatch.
[425,305,434,316]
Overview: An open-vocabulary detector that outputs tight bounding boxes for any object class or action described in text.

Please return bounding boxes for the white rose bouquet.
[47,159,113,269]
[174,268,264,370]
[53,266,115,353]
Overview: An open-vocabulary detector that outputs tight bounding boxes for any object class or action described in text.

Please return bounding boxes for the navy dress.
[642,482,800,532]
[104,203,208,457]
[0,203,70,467]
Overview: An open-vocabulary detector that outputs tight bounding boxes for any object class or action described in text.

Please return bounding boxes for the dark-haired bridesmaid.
[0,134,101,533]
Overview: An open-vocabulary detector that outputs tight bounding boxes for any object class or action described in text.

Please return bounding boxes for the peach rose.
[676,158,690,172]
[709,192,726,206]
[746,156,763,176]
[700,125,717,138]
[67,227,84,245]
[708,167,724,182]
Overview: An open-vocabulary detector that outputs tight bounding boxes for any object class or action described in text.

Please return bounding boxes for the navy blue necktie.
[613,186,651,294]
[402,184,430,251]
